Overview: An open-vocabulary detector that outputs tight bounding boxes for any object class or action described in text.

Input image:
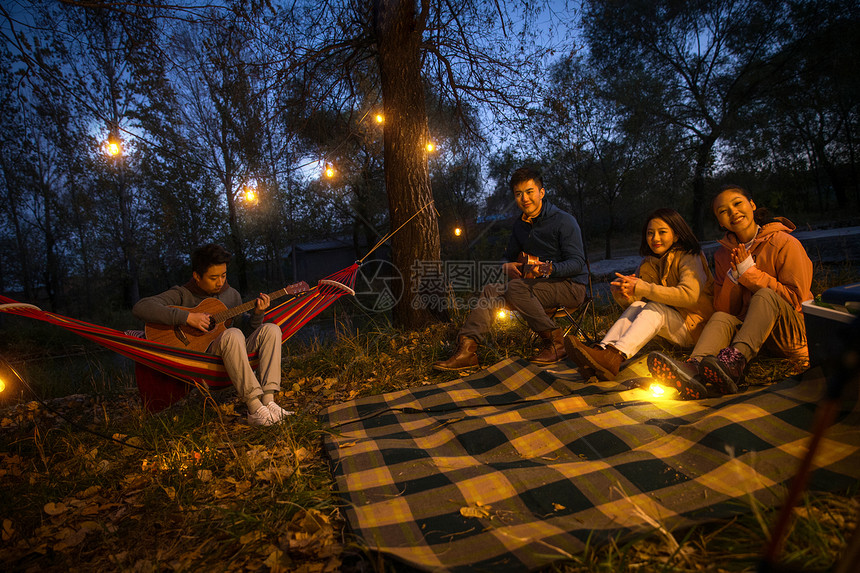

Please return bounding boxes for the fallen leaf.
[197,469,213,482]
[81,485,102,498]
[44,502,68,516]
[459,505,490,519]
[240,530,264,544]
[264,545,291,572]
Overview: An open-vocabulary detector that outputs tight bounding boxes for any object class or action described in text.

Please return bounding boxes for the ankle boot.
[530,328,566,365]
[564,335,596,378]
[571,344,624,380]
[433,336,478,371]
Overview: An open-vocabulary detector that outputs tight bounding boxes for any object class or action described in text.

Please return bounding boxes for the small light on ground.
[650,383,665,397]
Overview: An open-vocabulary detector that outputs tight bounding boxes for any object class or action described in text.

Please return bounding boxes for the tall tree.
[582,0,829,236]
[271,0,553,328]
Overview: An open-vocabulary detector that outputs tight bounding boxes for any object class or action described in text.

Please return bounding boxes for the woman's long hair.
[639,208,701,257]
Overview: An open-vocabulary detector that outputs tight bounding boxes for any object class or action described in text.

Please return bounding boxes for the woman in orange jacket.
[648,185,814,399]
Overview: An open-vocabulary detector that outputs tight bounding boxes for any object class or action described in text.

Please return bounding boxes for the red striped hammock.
[0,264,358,411]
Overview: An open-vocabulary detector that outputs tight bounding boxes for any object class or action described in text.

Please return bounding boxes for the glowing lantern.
[375,114,384,124]
[454,227,462,237]
[496,309,509,320]
[105,138,121,157]
[325,165,335,178]
[425,142,435,152]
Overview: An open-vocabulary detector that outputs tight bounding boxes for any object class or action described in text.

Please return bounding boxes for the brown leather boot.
[529,328,566,365]
[569,343,624,380]
[563,335,596,378]
[433,336,478,371]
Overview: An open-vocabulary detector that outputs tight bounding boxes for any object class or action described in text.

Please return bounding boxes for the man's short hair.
[191,243,231,276]
[509,166,543,192]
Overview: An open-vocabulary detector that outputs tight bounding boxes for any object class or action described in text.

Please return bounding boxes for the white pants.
[601,300,693,358]
[209,323,282,402]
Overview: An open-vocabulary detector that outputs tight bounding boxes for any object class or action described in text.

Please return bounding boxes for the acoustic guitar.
[517,252,553,279]
[144,281,309,352]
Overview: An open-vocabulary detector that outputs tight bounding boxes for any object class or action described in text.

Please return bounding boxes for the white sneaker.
[267,401,294,422]
[248,405,276,427]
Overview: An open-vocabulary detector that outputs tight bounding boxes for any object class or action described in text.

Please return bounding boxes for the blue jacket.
[503,200,588,283]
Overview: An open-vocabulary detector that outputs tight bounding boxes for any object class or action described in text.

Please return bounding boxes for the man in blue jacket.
[434,166,589,370]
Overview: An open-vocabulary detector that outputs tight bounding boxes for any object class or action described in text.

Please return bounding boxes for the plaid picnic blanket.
[320,358,860,572]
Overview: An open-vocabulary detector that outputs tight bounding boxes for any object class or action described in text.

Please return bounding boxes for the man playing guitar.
[434,166,588,370]
[133,243,292,426]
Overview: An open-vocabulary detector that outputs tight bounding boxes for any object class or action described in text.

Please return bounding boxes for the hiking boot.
[248,405,276,427]
[530,328,567,365]
[563,335,597,378]
[699,346,747,394]
[267,401,294,422]
[568,343,624,381]
[647,351,708,400]
[433,336,478,371]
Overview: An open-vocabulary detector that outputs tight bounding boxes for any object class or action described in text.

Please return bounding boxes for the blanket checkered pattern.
[321,358,860,572]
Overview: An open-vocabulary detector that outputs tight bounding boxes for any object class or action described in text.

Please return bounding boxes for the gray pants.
[459,278,587,343]
[209,322,282,402]
[691,288,808,362]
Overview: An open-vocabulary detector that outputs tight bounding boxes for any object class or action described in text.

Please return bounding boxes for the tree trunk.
[374,0,442,329]
[223,172,249,295]
[691,135,717,238]
[115,160,140,306]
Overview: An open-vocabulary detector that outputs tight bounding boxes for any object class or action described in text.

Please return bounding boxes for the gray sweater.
[132,285,263,333]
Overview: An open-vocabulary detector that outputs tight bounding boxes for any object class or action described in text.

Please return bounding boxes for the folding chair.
[545,255,598,344]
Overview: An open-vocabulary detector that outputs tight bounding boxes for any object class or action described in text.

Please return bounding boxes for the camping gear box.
[802,283,860,369]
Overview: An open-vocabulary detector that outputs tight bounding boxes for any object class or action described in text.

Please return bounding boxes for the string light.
[242,180,258,203]
[105,138,121,157]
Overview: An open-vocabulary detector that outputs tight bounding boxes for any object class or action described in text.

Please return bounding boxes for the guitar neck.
[212,285,299,324]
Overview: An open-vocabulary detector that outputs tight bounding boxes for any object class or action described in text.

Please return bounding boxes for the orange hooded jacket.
[713,217,813,358]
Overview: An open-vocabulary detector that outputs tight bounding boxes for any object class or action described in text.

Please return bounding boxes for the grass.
[1,263,859,571]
